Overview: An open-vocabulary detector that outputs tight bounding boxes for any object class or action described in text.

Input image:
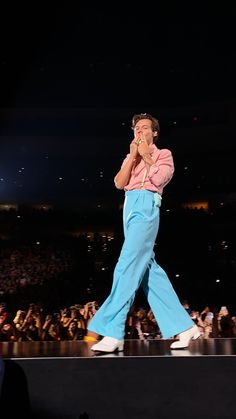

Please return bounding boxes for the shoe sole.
[91,345,124,353]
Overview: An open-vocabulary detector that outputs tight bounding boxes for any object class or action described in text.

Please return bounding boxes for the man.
[84,113,200,352]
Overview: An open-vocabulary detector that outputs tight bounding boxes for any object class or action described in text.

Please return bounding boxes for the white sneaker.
[91,336,124,353]
[170,325,201,349]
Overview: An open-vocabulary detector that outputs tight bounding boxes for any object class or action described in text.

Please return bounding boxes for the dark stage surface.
[1,339,236,419]
[1,337,236,359]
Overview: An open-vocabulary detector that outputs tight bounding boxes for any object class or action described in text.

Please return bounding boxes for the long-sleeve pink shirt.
[121,144,174,195]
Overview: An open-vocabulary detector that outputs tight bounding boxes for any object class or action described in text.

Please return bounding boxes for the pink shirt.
[121,144,174,195]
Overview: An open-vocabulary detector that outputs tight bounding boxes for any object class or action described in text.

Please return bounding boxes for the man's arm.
[114,141,138,189]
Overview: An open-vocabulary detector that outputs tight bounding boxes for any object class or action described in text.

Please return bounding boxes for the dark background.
[0,3,236,312]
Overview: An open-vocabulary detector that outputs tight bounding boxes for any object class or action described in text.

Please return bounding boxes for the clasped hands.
[133,139,144,146]
[131,136,150,158]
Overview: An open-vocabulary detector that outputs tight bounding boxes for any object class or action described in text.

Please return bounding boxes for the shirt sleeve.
[120,154,130,169]
[113,154,130,186]
[147,149,175,188]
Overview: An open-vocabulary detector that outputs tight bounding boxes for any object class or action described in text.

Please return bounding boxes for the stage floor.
[1,337,236,360]
[1,338,236,418]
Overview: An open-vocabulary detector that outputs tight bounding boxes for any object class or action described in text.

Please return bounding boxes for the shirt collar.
[149,143,159,154]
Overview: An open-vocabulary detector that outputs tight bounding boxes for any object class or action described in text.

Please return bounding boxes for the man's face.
[133,118,156,145]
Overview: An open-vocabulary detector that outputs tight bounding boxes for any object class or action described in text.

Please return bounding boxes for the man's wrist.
[142,153,152,164]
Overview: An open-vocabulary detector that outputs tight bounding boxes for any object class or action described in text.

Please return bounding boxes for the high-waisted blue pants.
[88,189,194,340]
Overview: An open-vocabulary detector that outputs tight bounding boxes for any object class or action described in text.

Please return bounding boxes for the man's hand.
[130,139,139,159]
[137,137,150,157]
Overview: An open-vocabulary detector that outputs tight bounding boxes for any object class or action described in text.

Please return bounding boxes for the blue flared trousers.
[88,189,194,340]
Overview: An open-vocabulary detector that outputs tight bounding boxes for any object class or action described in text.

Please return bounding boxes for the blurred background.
[0,3,235,314]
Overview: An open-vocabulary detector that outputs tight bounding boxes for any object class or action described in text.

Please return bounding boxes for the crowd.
[0,236,235,343]
[0,244,73,296]
[0,300,236,342]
